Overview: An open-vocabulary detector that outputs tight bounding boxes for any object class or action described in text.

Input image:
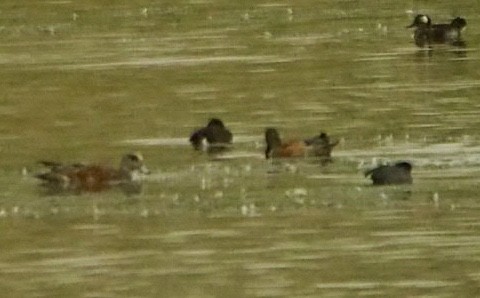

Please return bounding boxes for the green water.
[1,0,480,297]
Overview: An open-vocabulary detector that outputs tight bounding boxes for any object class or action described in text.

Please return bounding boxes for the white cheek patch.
[130,171,142,181]
[420,15,428,24]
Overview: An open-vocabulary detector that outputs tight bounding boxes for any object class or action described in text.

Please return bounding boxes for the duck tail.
[265,147,272,159]
[265,128,281,159]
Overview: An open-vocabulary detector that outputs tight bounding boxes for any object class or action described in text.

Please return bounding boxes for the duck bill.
[406,23,415,28]
[140,165,150,175]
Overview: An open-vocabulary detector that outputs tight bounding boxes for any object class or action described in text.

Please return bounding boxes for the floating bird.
[265,128,338,161]
[189,118,233,153]
[407,14,467,47]
[35,152,149,193]
[365,161,412,185]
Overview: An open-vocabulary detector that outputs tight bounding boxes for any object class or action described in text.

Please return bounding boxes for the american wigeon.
[35,152,149,192]
[265,128,338,160]
[407,14,467,47]
[365,161,413,185]
[189,118,233,152]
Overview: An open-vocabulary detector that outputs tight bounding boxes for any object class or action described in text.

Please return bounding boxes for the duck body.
[190,118,233,152]
[407,15,467,47]
[268,140,307,159]
[365,162,412,185]
[35,152,149,193]
[265,128,338,160]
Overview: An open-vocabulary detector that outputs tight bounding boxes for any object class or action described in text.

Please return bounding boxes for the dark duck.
[407,14,467,47]
[189,118,233,153]
[365,161,413,185]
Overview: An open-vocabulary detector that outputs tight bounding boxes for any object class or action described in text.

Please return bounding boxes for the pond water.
[1,0,480,296]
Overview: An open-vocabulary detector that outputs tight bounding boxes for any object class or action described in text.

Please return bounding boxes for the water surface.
[0,0,480,296]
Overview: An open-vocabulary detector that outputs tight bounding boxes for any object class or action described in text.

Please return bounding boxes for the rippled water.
[1,0,480,296]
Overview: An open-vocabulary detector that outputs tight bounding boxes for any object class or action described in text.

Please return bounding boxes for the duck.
[265,128,338,160]
[189,118,233,153]
[407,14,467,47]
[364,161,412,185]
[35,152,150,192]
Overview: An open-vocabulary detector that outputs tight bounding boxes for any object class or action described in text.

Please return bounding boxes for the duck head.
[206,118,227,129]
[451,17,467,30]
[120,152,150,178]
[407,14,431,28]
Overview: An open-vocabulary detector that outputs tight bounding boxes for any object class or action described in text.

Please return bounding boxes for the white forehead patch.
[420,15,428,24]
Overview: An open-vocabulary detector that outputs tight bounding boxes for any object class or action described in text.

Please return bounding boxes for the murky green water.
[1,0,480,296]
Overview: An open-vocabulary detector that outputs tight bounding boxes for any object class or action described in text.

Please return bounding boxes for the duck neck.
[117,166,134,180]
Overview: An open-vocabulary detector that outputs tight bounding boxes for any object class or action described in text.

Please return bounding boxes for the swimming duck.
[365,161,412,185]
[189,118,233,152]
[407,14,467,47]
[265,128,338,160]
[35,152,150,192]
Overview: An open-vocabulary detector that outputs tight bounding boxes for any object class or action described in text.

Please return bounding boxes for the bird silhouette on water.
[365,161,413,185]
